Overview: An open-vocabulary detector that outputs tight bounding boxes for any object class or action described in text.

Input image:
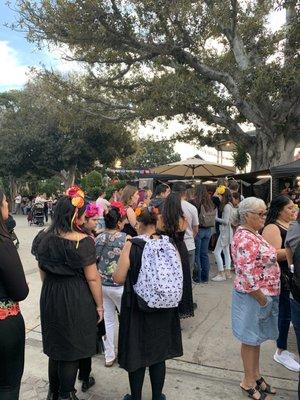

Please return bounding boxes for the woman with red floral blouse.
[231,197,280,400]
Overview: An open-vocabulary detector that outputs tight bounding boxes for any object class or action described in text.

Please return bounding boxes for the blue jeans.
[290,298,300,399]
[276,290,291,350]
[194,228,212,282]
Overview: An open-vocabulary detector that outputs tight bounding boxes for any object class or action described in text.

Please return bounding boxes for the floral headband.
[66,186,85,209]
[85,203,102,218]
[65,186,85,243]
[110,201,127,218]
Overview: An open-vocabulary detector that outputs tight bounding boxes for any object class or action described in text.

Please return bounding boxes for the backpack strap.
[129,237,147,250]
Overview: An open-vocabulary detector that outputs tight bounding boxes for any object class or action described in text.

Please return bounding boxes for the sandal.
[240,385,268,399]
[256,377,276,395]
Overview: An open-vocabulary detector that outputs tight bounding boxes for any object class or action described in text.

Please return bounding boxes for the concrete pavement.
[14,215,298,400]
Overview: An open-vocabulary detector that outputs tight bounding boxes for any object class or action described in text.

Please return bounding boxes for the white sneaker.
[286,351,297,360]
[211,274,226,282]
[273,350,300,372]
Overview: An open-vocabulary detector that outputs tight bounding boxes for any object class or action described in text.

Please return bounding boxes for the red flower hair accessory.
[110,201,126,218]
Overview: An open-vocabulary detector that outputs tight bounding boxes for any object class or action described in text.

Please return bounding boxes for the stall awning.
[270,160,300,178]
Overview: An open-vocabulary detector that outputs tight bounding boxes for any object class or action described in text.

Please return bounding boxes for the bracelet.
[96,306,104,311]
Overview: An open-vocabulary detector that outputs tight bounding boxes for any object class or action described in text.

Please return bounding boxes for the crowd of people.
[0,178,299,400]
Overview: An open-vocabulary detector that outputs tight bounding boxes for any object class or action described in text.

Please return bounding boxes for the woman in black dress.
[114,208,183,400]
[0,189,29,400]
[157,192,194,319]
[32,187,103,400]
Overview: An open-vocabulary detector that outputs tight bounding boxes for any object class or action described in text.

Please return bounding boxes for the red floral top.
[232,226,280,296]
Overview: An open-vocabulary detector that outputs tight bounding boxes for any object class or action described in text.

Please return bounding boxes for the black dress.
[32,232,98,361]
[118,237,183,372]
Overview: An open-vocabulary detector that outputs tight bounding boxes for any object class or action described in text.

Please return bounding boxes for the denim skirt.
[231,289,279,346]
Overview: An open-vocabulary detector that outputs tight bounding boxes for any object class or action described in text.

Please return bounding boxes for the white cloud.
[0,41,29,89]
[42,43,85,75]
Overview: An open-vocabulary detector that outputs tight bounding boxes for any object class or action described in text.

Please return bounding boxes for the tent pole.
[270,176,273,202]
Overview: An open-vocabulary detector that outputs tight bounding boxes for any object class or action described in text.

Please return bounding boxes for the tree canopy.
[15,0,300,171]
[0,76,135,188]
[122,135,181,169]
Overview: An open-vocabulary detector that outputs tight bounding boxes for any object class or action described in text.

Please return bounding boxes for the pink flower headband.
[85,203,102,218]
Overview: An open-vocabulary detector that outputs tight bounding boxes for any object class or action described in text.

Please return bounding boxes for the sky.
[0,3,286,162]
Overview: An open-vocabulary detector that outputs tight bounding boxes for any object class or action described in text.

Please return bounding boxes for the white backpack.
[133,235,183,310]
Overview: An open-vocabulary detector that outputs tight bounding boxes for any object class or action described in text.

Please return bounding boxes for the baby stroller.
[5,214,20,249]
[28,203,45,226]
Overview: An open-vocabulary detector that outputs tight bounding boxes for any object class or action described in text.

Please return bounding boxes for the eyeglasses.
[249,211,267,217]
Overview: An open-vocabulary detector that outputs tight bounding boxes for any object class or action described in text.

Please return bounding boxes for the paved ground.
[13,215,298,400]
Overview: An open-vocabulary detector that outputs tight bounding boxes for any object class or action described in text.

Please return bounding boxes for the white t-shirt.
[96,197,110,216]
[181,200,199,251]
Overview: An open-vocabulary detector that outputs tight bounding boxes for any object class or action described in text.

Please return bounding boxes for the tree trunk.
[248,132,296,171]
[60,164,77,189]
[8,175,18,212]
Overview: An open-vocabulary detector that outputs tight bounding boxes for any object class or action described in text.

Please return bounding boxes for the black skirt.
[40,275,98,361]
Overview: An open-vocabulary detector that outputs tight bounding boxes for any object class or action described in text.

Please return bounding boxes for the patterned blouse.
[95,231,127,287]
[231,226,280,296]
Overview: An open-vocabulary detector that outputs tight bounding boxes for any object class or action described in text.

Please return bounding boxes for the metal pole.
[270,176,273,202]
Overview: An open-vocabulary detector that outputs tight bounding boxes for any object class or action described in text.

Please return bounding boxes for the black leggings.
[0,314,25,400]
[128,361,166,400]
[48,358,78,398]
[78,358,91,382]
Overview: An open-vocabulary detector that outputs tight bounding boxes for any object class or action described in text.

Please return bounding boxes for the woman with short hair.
[96,203,128,367]
[231,197,280,400]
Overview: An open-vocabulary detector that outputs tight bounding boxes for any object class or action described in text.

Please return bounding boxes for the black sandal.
[256,377,276,395]
[240,385,268,399]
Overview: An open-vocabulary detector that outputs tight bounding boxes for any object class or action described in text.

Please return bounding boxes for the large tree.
[0,77,135,189]
[15,0,300,170]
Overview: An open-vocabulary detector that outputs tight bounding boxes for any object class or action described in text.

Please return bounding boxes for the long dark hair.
[161,192,184,236]
[194,185,214,212]
[48,196,86,234]
[0,189,10,239]
[221,188,232,212]
[265,195,292,226]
